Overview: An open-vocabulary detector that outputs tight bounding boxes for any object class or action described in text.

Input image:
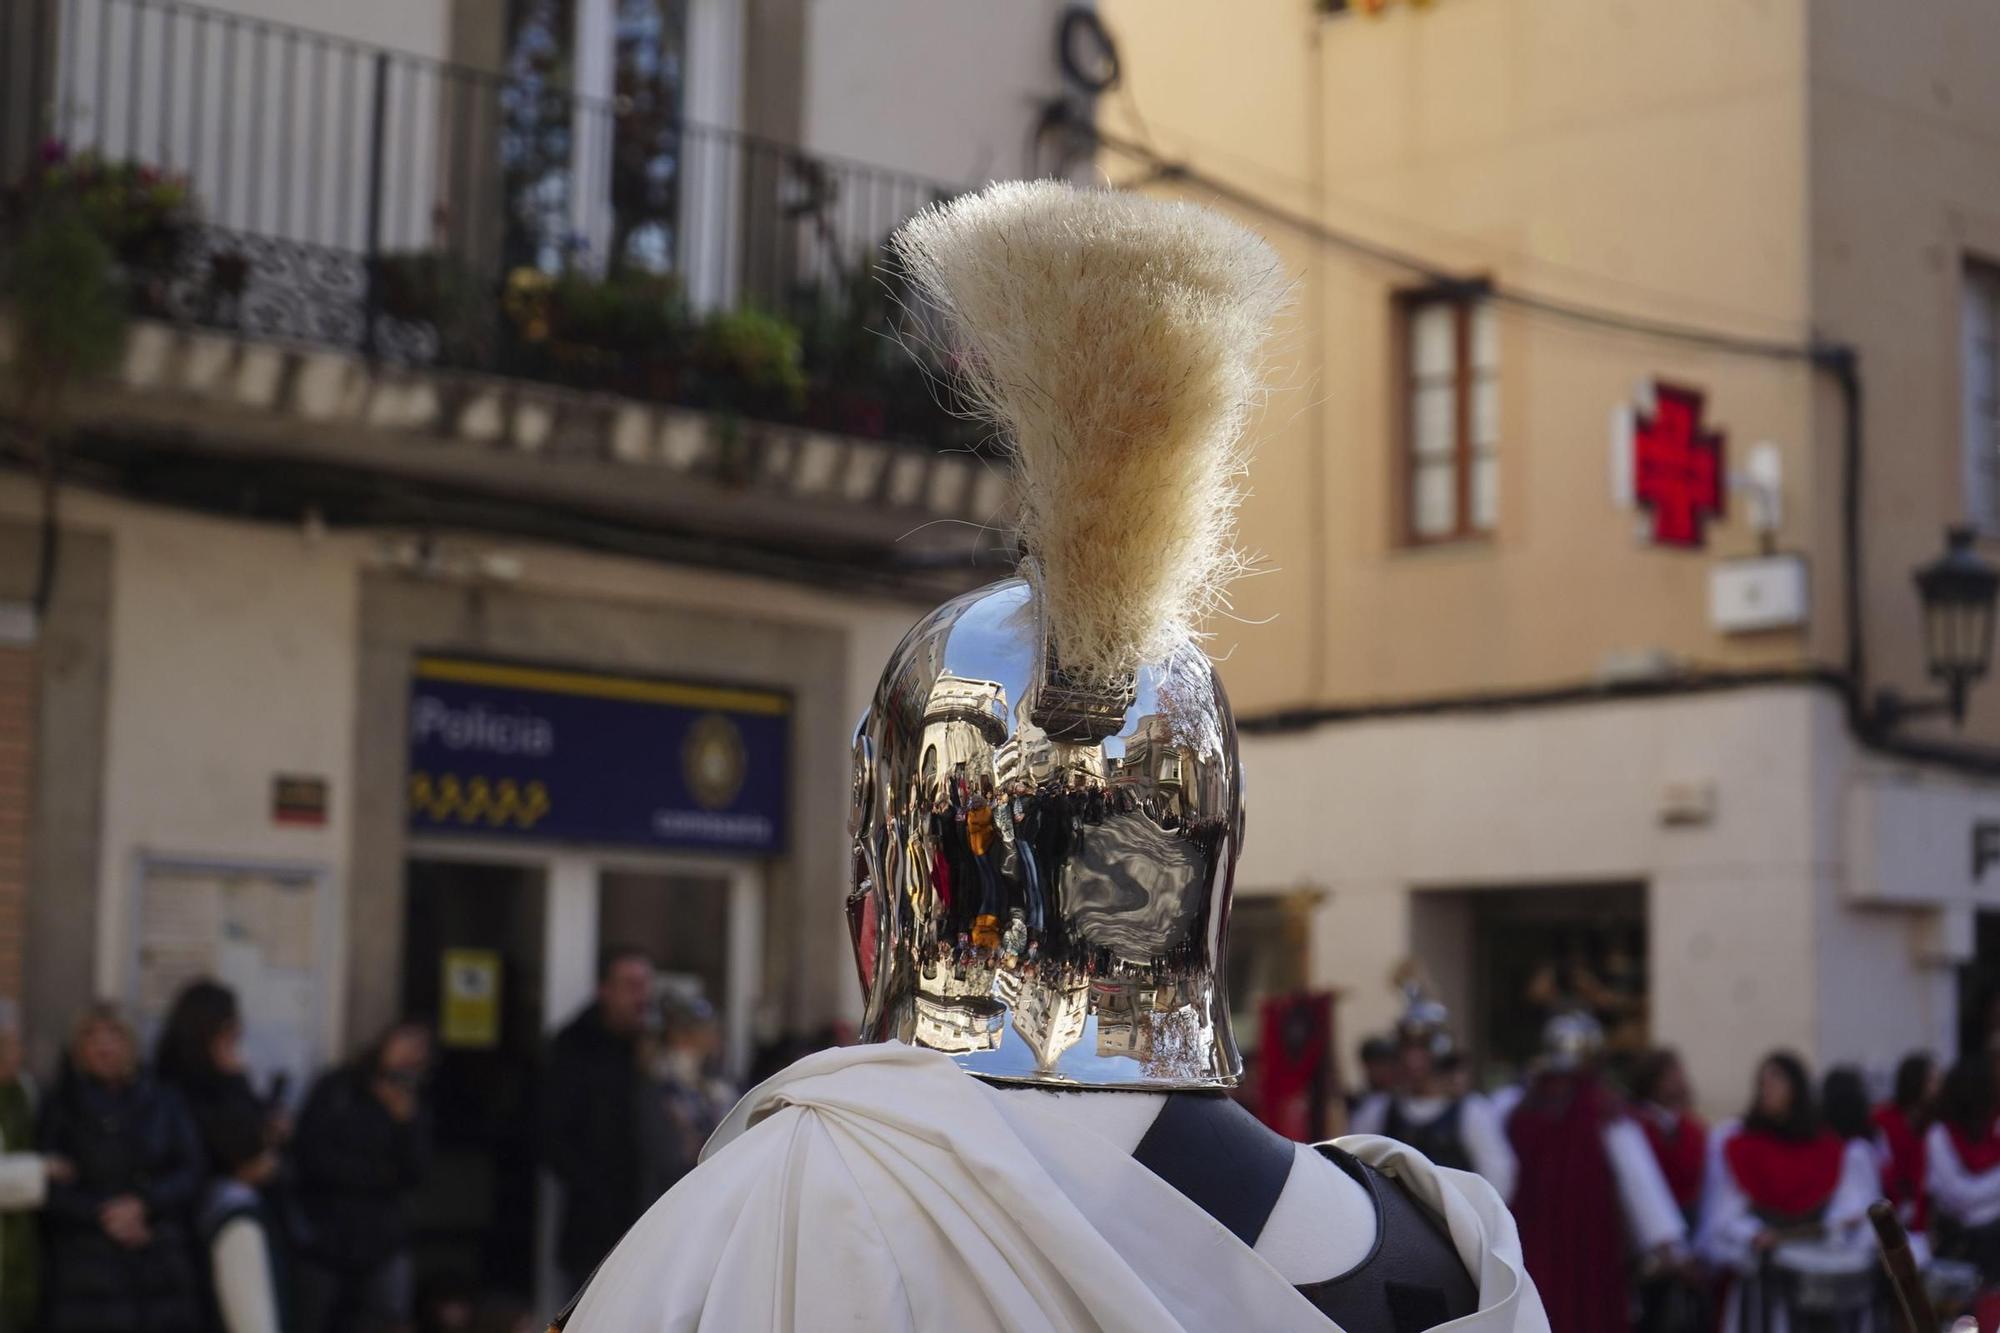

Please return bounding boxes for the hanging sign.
[1611,381,1727,549]
[406,656,789,854]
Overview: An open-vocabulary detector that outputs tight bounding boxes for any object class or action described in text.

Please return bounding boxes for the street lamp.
[1877,526,2000,729]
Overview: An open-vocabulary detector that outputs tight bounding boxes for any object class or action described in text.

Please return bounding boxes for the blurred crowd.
[0,944,738,1333]
[1350,1004,2000,1333]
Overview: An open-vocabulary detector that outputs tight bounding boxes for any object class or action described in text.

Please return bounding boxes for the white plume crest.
[891,180,1288,685]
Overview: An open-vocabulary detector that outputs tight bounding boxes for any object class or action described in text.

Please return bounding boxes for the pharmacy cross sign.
[1633,382,1726,548]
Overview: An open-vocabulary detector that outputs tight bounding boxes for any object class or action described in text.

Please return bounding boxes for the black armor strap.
[1298,1145,1480,1333]
[1131,1090,1296,1249]
[1131,1095,1476,1332]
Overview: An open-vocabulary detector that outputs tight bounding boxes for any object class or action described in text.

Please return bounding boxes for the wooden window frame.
[1395,283,1495,547]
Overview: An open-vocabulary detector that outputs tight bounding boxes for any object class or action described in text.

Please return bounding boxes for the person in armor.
[1505,1012,1687,1333]
[1351,988,1518,1200]
[554,181,1549,1332]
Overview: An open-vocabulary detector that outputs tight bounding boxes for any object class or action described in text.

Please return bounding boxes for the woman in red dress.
[1870,1050,1937,1232]
[1633,1047,1708,1228]
[1696,1051,1875,1333]
[1927,1056,2000,1282]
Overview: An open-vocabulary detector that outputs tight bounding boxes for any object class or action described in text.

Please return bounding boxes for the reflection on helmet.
[1393,980,1457,1061]
[848,579,1243,1090]
[1541,1009,1606,1072]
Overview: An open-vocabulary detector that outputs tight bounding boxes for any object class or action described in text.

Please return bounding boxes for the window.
[1965,260,2000,533]
[1398,290,1498,543]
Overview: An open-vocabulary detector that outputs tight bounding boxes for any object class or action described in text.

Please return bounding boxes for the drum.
[1770,1240,1879,1315]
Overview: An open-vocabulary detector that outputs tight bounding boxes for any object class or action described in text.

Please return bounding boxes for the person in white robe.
[565,1043,1548,1332]
[559,179,1553,1333]
[1349,1018,1517,1202]
[1696,1054,1879,1333]
[1925,1056,2000,1283]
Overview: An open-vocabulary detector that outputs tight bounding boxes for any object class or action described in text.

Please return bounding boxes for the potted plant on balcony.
[689,307,807,482]
[370,251,472,324]
[547,268,688,397]
[797,254,900,439]
[692,307,806,415]
[8,143,198,316]
[0,180,128,613]
[367,249,492,366]
[499,263,690,397]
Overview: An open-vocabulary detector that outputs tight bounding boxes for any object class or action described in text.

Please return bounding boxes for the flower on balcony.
[9,146,197,280]
[504,267,555,343]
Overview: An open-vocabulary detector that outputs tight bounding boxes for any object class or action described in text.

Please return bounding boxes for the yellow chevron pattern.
[408,772,552,829]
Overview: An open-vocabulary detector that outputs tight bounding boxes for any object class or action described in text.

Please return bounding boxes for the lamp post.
[1876,526,2000,729]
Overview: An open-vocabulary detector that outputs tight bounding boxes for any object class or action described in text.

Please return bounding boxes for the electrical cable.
[1083,119,1845,366]
[1057,7,1121,95]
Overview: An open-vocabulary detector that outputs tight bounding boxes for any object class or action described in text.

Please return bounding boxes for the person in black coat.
[38,1003,205,1333]
[154,980,286,1179]
[154,980,293,1333]
[288,1023,432,1333]
[544,947,654,1294]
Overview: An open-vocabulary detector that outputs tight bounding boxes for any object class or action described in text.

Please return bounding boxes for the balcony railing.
[1,0,979,449]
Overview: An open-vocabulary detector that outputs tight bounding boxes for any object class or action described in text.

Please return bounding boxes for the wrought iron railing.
[1,0,977,448]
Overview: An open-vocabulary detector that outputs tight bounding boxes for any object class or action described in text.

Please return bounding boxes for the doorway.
[1411,882,1648,1089]
[599,868,731,1014]
[1957,909,2000,1058]
[401,858,548,1304]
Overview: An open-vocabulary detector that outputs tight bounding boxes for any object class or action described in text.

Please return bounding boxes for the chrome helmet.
[1541,1008,1606,1072]
[847,578,1243,1088]
[845,181,1285,1090]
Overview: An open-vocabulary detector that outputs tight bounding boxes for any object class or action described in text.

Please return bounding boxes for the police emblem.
[683,712,748,810]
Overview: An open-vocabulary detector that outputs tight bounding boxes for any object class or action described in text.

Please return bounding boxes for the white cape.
[566,1044,1549,1332]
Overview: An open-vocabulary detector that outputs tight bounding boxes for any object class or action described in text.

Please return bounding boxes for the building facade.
[1092,0,2000,1113]
[0,0,1094,1301]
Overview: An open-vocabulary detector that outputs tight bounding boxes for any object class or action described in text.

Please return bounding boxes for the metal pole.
[361,48,388,358]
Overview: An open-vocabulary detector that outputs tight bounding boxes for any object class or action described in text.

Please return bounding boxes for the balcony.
[0,0,1007,593]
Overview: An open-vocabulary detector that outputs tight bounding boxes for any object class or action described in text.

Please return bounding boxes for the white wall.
[1234,686,1862,1117]
[192,0,450,53]
[81,500,364,1065]
[801,0,1071,187]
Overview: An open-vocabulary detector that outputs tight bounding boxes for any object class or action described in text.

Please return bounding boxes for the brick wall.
[0,641,31,1003]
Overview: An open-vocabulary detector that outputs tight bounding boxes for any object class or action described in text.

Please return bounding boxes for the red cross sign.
[1633,382,1725,548]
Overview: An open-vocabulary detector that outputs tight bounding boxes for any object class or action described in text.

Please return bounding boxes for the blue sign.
[406,657,789,854]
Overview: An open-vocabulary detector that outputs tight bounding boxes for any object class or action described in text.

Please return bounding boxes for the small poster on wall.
[441,948,502,1049]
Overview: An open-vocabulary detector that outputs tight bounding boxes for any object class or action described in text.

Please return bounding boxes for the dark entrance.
[400,858,548,1304]
[1413,883,1648,1089]
[1957,910,2000,1058]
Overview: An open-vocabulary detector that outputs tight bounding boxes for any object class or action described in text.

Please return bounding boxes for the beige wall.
[1808,0,2000,743]
[1101,0,1828,717]
[1100,0,2000,753]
